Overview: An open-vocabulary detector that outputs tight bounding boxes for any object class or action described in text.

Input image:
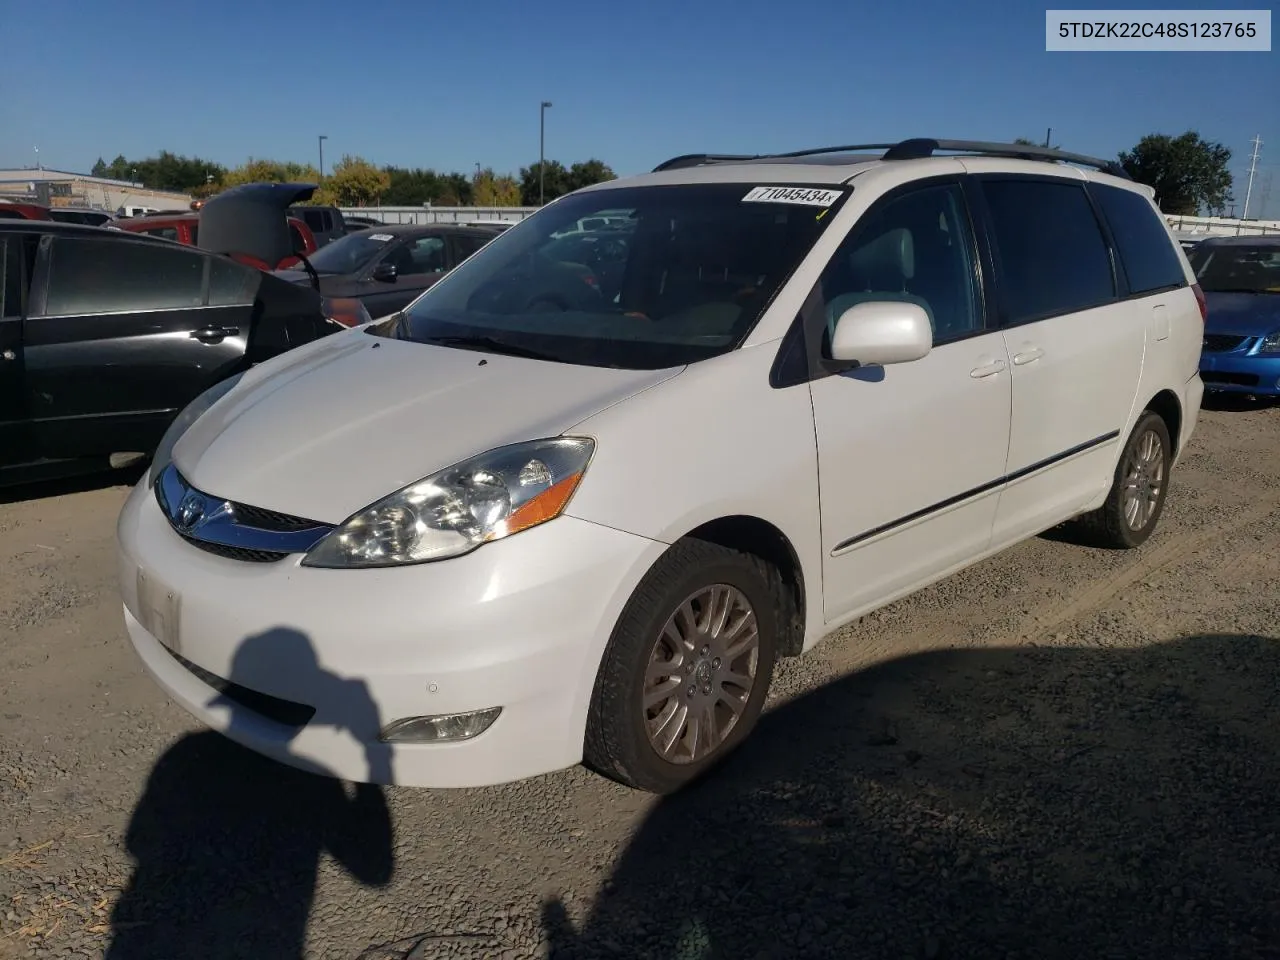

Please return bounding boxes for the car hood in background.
[171,332,684,524]
[1203,292,1280,337]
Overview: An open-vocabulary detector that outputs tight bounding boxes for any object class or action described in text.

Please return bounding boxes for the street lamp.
[539,101,553,206]
[318,135,328,180]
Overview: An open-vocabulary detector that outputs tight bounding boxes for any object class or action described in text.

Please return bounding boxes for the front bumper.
[1199,347,1280,396]
[116,478,666,788]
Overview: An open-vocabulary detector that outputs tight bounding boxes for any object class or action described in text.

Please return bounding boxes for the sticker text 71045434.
[742,186,845,207]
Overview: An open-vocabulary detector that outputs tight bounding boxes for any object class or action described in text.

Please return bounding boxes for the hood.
[1204,291,1280,337]
[172,332,683,524]
[199,182,316,267]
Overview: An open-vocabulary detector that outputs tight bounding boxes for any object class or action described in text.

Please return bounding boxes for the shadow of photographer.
[545,633,1280,960]
[106,628,395,960]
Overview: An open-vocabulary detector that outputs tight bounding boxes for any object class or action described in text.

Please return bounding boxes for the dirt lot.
[1,399,1278,960]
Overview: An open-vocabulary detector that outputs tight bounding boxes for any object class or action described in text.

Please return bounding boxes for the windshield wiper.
[423,334,561,362]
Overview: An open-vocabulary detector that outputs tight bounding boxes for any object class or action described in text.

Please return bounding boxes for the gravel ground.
[1,397,1278,960]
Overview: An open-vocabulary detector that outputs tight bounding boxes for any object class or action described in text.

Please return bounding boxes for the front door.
[973,176,1147,543]
[24,234,251,458]
[809,180,1013,622]
[361,235,449,316]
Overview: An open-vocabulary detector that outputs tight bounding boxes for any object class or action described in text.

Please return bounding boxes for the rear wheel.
[1073,410,1172,549]
[584,540,780,794]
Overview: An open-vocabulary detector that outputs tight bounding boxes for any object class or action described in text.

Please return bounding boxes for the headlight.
[301,437,595,568]
[1261,330,1280,354]
[147,372,245,486]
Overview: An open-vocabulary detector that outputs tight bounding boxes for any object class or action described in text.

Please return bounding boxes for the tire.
[583,539,781,794]
[1073,410,1173,549]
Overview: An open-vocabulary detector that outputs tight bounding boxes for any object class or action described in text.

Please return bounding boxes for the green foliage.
[95,148,617,207]
[1119,132,1233,215]
[94,151,225,191]
[517,158,614,205]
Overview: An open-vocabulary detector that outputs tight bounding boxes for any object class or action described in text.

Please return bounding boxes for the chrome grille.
[154,465,334,562]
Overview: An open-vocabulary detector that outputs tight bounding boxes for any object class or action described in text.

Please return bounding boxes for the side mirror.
[825,301,932,371]
[371,261,398,283]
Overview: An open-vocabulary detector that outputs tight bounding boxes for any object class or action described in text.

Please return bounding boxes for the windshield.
[1187,243,1280,294]
[305,231,399,274]
[375,183,848,369]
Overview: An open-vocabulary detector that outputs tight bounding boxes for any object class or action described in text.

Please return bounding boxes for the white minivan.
[117,139,1205,794]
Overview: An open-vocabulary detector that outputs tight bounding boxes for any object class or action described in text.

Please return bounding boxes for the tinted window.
[1186,243,1280,294]
[404,236,446,272]
[818,183,982,345]
[982,179,1115,323]
[387,183,846,370]
[142,226,181,242]
[1,239,11,316]
[453,233,490,262]
[208,256,262,306]
[0,209,28,219]
[1091,183,1185,295]
[307,231,396,274]
[44,237,205,315]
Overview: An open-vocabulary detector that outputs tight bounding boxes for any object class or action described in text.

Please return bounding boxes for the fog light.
[378,707,501,743]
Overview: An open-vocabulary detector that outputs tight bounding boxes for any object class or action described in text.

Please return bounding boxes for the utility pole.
[318,135,328,180]
[1043,127,1052,148]
[1241,134,1262,220]
[539,101,553,206]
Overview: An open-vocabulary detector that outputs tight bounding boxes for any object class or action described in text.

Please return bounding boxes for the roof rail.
[881,139,1131,179]
[651,138,1131,180]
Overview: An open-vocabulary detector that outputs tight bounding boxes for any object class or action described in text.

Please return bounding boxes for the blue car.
[1189,237,1280,398]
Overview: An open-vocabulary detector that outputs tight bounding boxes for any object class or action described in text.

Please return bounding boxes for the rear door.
[24,235,258,458]
[0,232,38,465]
[974,175,1146,543]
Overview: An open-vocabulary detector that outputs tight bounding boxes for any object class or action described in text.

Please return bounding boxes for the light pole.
[539,101,553,205]
[318,135,328,180]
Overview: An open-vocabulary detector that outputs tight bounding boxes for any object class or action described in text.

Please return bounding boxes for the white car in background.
[117,138,1204,794]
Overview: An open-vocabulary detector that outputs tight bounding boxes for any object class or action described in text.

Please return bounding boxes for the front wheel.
[584,540,780,794]
[1073,410,1173,549]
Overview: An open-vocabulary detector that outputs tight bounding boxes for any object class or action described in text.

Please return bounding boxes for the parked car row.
[112,138,1210,798]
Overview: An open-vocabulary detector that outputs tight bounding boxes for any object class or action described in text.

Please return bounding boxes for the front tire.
[584,539,780,794]
[1074,410,1173,549]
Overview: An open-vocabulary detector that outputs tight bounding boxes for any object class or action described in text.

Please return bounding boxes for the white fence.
[1164,214,1279,237]
[340,206,537,225]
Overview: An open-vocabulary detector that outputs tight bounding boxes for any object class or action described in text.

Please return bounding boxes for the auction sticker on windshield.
[742,186,845,207]
[367,234,394,241]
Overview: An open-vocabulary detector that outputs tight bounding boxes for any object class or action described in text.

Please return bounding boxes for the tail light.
[228,252,271,272]
[1191,282,1207,323]
[322,297,372,328]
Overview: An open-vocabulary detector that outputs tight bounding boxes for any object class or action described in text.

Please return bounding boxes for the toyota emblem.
[177,491,206,531]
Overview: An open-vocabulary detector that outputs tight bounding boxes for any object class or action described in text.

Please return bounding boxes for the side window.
[452,233,489,262]
[981,179,1115,324]
[44,237,205,316]
[143,226,180,242]
[2,235,36,317]
[1090,183,1186,295]
[0,239,9,317]
[320,211,333,233]
[208,256,262,307]
[303,209,324,233]
[818,183,982,346]
[406,236,447,273]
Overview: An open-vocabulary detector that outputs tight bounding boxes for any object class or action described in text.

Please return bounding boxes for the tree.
[323,155,391,207]
[566,159,616,191]
[519,160,571,205]
[473,168,522,206]
[1119,132,1232,215]
[91,157,108,178]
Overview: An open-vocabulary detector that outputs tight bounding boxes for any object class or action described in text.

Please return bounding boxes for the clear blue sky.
[1,0,1276,216]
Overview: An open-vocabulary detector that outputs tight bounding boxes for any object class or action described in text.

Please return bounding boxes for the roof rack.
[651,138,1131,180]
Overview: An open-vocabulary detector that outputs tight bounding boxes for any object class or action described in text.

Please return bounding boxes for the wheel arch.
[680,514,807,657]
[1143,388,1183,459]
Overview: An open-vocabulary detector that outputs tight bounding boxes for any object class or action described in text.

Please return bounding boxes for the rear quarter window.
[1090,183,1186,295]
[980,178,1116,324]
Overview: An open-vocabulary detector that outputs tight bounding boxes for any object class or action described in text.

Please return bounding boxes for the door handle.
[1012,347,1045,365]
[970,358,1007,379]
[190,326,240,344]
